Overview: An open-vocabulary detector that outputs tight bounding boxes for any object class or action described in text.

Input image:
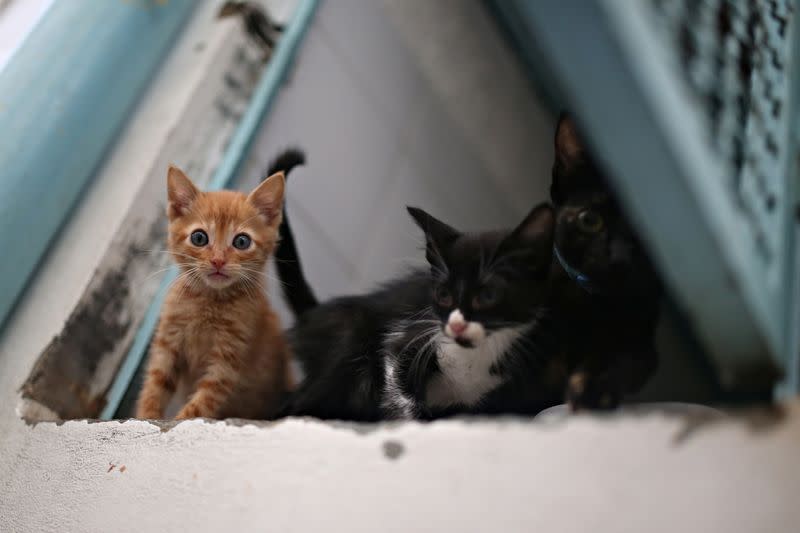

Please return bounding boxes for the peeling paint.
[19,219,165,420]
[21,267,133,417]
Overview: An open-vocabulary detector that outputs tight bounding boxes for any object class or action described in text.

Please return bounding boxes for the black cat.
[267,150,563,420]
[267,149,318,315]
[549,114,662,410]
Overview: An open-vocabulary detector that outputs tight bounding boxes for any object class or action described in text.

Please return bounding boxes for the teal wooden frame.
[0,0,195,329]
[495,0,800,393]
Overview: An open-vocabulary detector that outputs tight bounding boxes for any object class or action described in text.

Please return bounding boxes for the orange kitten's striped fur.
[135,165,291,420]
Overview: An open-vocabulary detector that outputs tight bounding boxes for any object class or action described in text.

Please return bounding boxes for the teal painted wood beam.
[0,0,196,328]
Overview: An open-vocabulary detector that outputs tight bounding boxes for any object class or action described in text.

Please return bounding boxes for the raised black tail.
[266,148,318,316]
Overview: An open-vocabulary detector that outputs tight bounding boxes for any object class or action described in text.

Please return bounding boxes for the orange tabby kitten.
[135,165,291,420]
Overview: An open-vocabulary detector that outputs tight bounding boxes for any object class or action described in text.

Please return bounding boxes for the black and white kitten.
[268,158,562,420]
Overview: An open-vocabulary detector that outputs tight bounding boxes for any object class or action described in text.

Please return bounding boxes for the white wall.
[236,0,554,313]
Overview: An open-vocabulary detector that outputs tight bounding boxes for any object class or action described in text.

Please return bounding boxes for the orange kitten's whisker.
[259,271,288,288]
[237,265,268,273]
[137,249,201,264]
[237,265,286,288]
[239,272,266,298]
[143,268,176,282]
[240,276,261,301]
[171,268,202,302]
[143,263,195,282]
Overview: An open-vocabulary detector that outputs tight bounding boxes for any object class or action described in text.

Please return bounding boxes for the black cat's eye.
[434,286,453,307]
[190,230,208,247]
[577,209,604,233]
[475,286,500,308]
[232,233,252,250]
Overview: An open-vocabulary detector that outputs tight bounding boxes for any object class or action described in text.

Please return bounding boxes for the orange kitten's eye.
[233,233,252,250]
[190,230,208,247]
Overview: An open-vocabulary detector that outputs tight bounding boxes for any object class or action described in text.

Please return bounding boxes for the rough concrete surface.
[1,406,799,532]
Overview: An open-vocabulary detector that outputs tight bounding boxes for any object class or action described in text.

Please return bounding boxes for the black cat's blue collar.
[554,245,599,294]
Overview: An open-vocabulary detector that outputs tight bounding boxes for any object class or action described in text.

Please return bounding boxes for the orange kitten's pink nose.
[210,258,226,270]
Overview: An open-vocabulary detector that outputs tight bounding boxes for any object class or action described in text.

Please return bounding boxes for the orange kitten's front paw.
[136,409,162,420]
[175,404,203,420]
[135,399,164,420]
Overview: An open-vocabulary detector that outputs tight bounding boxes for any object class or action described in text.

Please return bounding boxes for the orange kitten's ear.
[247,171,285,226]
[167,165,199,219]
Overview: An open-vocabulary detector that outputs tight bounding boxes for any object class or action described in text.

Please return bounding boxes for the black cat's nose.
[609,239,632,263]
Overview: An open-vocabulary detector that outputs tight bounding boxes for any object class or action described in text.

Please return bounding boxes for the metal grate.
[507,0,800,390]
[649,0,796,268]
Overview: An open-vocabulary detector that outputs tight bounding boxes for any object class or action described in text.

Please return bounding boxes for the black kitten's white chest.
[426,327,527,409]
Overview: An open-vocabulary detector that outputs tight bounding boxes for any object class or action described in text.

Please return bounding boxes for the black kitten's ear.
[408,206,460,270]
[496,204,554,275]
[551,112,585,205]
[408,207,460,243]
[509,203,554,247]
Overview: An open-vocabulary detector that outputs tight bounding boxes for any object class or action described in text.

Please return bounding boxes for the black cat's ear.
[408,206,460,271]
[551,112,585,205]
[555,112,584,169]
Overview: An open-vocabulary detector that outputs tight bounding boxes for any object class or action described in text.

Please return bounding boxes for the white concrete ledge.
[1,402,798,532]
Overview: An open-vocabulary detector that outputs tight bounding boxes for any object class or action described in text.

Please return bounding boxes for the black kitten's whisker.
[396,324,441,359]
[407,332,440,398]
[404,307,433,321]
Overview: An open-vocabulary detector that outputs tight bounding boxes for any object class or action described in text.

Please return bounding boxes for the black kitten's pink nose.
[449,321,467,335]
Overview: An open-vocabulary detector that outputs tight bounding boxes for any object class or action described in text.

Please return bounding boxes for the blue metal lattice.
[497,0,800,393]
[649,0,794,273]
[646,0,799,392]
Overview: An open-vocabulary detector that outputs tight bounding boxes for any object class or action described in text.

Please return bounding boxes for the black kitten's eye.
[476,286,499,308]
[434,286,453,307]
[232,233,252,250]
[577,209,604,233]
[190,230,208,247]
